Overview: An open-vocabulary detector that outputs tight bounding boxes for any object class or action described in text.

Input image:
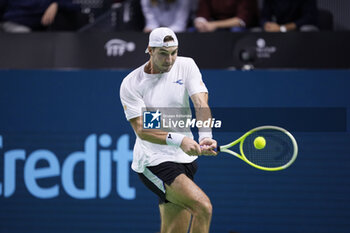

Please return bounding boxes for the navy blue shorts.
[138,160,198,204]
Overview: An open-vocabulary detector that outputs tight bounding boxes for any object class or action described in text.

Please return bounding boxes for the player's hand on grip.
[200,138,218,156]
[180,137,201,156]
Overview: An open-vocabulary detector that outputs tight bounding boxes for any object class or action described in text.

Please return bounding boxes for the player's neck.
[144,61,163,74]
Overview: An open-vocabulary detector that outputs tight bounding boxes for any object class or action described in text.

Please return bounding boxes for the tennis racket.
[216,125,298,171]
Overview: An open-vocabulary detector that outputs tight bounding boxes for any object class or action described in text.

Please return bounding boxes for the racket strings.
[242,130,294,168]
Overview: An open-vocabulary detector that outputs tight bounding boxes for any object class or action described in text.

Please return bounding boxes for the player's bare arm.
[190,92,217,155]
[129,116,201,155]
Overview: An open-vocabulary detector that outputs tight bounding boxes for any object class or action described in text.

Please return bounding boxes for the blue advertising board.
[1,70,350,233]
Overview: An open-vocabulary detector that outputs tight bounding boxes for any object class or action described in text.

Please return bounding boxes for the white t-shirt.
[141,0,191,32]
[120,56,208,173]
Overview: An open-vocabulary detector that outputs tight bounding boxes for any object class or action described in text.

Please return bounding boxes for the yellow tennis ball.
[254,136,266,150]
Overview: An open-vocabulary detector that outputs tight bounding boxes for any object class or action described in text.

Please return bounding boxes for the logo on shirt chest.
[173,79,184,85]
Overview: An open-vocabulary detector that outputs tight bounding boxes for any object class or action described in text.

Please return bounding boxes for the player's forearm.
[192,92,212,122]
[195,106,213,141]
[137,128,168,144]
[194,105,212,124]
[139,128,190,149]
[130,116,188,146]
[191,92,213,141]
[130,117,167,144]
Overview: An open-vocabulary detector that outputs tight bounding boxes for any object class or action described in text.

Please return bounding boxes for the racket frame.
[219,125,298,171]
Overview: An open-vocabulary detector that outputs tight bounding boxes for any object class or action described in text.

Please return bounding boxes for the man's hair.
[150,35,175,52]
[163,35,175,43]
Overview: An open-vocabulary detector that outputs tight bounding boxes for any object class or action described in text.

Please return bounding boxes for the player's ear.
[147,47,152,55]
[148,47,157,56]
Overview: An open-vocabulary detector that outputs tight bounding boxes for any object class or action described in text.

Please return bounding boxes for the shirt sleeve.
[196,0,211,20]
[185,58,208,97]
[235,0,259,28]
[169,0,191,32]
[120,78,146,121]
[141,0,160,30]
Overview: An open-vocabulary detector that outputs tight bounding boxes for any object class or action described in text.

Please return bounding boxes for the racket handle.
[214,147,220,152]
[200,145,219,152]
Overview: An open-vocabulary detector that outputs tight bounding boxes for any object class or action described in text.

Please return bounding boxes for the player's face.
[151,46,178,73]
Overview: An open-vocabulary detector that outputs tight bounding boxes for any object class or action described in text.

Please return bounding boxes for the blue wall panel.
[0,70,350,233]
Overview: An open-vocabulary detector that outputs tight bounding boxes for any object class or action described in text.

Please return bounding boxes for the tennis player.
[120,27,217,233]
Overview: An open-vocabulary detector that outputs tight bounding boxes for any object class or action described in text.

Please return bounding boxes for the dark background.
[0,32,349,69]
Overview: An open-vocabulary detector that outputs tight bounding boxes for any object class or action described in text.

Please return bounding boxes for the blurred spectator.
[111,0,145,31]
[141,0,191,33]
[261,0,318,32]
[0,0,81,33]
[194,0,259,32]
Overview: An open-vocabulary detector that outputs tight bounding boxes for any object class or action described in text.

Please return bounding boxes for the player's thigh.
[159,202,191,233]
[165,174,211,213]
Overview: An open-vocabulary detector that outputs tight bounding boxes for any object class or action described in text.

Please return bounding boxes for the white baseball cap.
[145,27,178,53]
